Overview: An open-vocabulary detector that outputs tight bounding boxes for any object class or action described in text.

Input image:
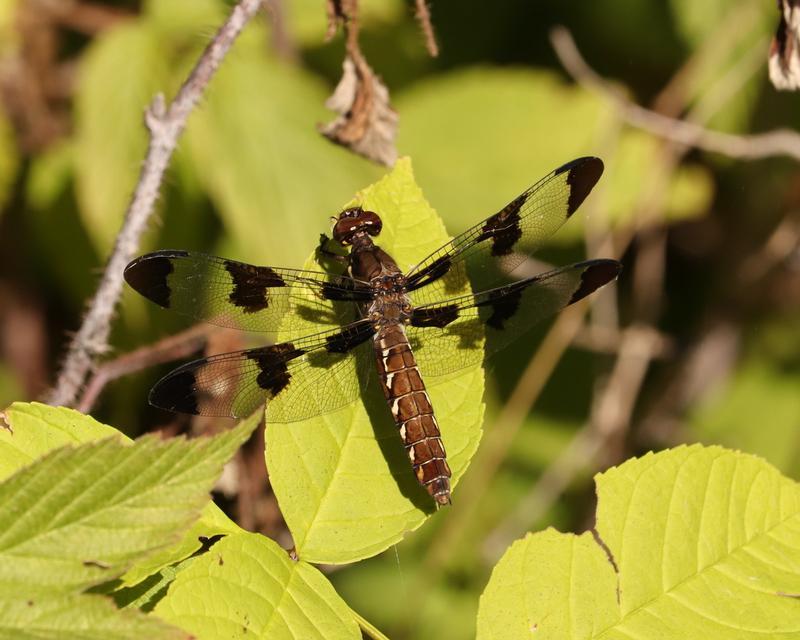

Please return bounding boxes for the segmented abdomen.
[373,322,451,506]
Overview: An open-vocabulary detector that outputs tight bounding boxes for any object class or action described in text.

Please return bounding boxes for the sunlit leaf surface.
[154,532,360,639]
[267,158,485,563]
[0,593,187,640]
[0,402,255,594]
[477,445,800,639]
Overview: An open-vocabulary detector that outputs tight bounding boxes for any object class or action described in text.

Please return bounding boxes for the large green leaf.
[0,403,255,594]
[0,403,120,481]
[0,593,187,640]
[396,68,713,238]
[154,531,360,639]
[477,445,800,639]
[73,21,165,252]
[0,402,244,587]
[266,158,485,563]
[183,23,380,267]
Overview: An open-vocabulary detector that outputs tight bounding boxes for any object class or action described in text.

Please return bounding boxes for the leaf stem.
[350,606,391,640]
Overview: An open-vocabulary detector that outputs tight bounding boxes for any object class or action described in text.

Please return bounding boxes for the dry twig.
[414,0,439,57]
[76,324,215,414]
[47,0,266,408]
[320,0,398,166]
[551,26,800,162]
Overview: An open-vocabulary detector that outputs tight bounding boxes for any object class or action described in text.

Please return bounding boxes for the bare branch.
[47,0,266,408]
[551,26,800,162]
[414,0,439,57]
[76,324,215,414]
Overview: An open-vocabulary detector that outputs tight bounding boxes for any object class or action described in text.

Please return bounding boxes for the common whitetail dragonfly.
[124,157,620,507]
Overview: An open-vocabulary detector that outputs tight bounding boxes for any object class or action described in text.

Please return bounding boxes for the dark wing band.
[125,250,371,333]
[405,157,604,306]
[407,259,621,378]
[149,320,376,421]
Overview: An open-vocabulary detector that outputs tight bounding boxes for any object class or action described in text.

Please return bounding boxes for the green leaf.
[154,532,360,639]
[477,445,800,639]
[115,497,242,591]
[184,23,380,267]
[0,593,187,640]
[266,158,485,563]
[74,21,165,251]
[0,403,121,481]
[396,69,713,236]
[0,403,246,590]
[0,406,255,594]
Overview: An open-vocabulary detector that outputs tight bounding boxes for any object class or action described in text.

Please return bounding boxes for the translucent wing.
[406,157,604,307]
[125,250,370,334]
[148,321,376,422]
[407,259,621,378]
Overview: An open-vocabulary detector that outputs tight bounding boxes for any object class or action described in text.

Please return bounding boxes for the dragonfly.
[124,157,621,507]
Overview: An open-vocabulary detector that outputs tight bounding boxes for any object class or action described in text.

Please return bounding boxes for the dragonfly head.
[332,207,383,245]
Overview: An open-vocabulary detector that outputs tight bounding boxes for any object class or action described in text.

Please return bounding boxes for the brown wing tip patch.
[124,250,188,308]
[569,259,621,305]
[555,156,604,217]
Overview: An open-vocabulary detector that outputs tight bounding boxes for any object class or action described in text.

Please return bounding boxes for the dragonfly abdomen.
[373,323,451,506]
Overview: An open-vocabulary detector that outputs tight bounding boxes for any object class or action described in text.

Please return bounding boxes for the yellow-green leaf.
[477,445,800,639]
[154,532,360,639]
[0,593,188,640]
[267,158,485,563]
[0,402,254,594]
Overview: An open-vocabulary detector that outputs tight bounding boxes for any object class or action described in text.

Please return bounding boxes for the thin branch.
[76,324,214,414]
[414,0,439,57]
[47,0,266,408]
[551,26,800,162]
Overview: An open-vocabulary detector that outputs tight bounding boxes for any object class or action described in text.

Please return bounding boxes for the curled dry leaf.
[770,0,800,90]
[320,55,398,167]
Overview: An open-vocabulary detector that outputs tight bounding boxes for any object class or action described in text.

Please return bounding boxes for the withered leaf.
[320,56,398,167]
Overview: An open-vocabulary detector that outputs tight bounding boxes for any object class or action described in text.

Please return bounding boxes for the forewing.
[408,259,621,378]
[124,250,370,333]
[406,157,604,306]
[148,321,376,422]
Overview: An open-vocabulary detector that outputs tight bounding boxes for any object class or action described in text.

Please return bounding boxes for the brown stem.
[76,324,214,414]
[551,26,800,162]
[414,0,439,57]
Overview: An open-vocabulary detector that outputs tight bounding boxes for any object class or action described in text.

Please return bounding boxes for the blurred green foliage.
[1,1,800,638]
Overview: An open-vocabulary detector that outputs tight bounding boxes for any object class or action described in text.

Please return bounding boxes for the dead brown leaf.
[770,0,800,90]
[320,55,398,166]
